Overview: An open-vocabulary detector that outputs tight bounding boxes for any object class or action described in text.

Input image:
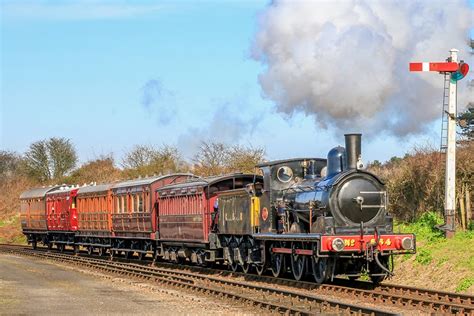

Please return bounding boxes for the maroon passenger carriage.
[155,174,257,264]
[110,174,195,259]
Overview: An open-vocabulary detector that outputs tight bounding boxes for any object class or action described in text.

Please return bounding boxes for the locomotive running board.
[252,233,321,242]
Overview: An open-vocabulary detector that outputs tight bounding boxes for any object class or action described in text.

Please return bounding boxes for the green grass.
[395,211,474,292]
[456,278,474,293]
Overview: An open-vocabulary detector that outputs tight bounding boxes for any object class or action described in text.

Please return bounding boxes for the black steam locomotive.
[214,134,415,283]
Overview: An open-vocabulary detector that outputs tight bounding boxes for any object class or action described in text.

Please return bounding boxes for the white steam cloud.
[252,0,472,136]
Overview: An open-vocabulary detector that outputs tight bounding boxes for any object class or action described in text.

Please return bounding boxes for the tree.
[193,142,230,176]
[458,106,474,141]
[0,150,22,178]
[193,141,265,176]
[67,155,122,184]
[23,137,77,182]
[122,144,186,178]
[227,145,265,174]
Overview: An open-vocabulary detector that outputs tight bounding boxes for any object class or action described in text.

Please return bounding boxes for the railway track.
[0,244,392,315]
[1,244,473,315]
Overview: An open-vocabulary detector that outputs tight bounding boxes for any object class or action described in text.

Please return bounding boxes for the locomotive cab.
[256,158,327,233]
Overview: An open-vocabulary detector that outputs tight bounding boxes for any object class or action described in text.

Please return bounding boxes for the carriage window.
[144,192,149,212]
[138,195,143,212]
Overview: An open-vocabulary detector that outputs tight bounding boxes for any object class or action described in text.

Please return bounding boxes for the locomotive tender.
[20,134,415,284]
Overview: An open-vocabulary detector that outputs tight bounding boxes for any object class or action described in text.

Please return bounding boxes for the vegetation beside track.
[390,212,474,294]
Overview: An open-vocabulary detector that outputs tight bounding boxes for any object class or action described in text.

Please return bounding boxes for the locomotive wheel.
[370,255,389,285]
[229,261,239,272]
[311,256,329,284]
[255,264,265,276]
[270,242,285,278]
[290,242,306,281]
[242,263,251,274]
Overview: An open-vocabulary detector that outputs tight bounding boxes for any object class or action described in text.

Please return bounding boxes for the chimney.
[344,133,361,170]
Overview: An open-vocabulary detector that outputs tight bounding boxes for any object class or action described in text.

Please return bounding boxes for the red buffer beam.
[409,62,458,72]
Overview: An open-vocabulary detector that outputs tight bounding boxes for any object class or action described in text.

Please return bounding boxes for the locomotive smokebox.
[344,133,361,170]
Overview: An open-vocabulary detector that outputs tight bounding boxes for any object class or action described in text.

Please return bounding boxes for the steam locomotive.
[20,134,415,284]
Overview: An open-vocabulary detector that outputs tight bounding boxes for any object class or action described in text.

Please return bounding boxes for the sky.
[1,0,473,166]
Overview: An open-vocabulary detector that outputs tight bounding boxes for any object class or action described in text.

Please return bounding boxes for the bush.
[369,142,473,223]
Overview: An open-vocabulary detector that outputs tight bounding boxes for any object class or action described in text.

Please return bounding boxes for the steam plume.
[141,79,176,125]
[252,0,472,136]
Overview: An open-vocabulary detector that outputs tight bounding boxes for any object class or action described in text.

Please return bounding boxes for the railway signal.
[409,48,470,238]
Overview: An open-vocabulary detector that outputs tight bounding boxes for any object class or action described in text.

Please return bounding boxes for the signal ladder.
[440,73,450,153]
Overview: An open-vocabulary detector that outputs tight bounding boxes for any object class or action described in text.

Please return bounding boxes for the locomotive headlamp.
[401,237,413,250]
[332,238,345,252]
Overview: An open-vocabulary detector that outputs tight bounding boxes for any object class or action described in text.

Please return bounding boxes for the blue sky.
[1,1,473,165]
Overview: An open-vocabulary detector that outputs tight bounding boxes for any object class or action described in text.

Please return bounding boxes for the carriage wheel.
[73,245,79,255]
[270,242,285,278]
[31,240,37,250]
[87,246,93,255]
[290,242,306,281]
[47,242,53,250]
[109,249,115,260]
[311,256,329,284]
[57,244,65,252]
[138,251,145,261]
[98,247,105,257]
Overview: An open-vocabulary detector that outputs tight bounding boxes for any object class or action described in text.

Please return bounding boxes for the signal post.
[409,49,470,238]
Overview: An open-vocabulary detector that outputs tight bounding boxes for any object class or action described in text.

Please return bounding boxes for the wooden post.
[444,49,459,238]
[466,185,472,228]
[459,184,466,231]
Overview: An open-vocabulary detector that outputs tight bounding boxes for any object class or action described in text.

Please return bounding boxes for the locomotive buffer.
[409,49,470,238]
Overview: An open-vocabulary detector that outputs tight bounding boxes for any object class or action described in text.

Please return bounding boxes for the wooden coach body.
[20,186,60,232]
[45,187,79,231]
[76,184,113,237]
[156,174,257,244]
[111,174,194,239]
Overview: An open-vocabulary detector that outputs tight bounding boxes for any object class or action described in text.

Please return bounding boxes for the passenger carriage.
[20,185,60,248]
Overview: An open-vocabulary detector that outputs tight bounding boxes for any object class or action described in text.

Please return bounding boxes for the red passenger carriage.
[75,183,114,254]
[20,186,60,248]
[45,186,79,250]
